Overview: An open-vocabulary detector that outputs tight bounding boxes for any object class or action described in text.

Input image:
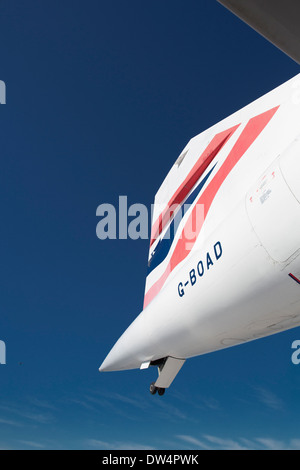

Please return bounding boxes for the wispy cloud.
[81,393,144,422]
[254,438,300,450]
[172,390,221,412]
[75,389,189,424]
[28,398,58,411]
[86,439,155,451]
[107,392,149,410]
[18,440,45,449]
[0,418,24,427]
[203,435,248,450]
[254,387,284,411]
[177,435,211,450]
[0,444,12,451]
[290,439,300,450]
[255,438,284,450]
[0,402,55,425]
[177,434,248,450]
[177,434,300,450]
[154,399,189,421]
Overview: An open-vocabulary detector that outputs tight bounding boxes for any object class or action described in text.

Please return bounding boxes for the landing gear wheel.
[150,382,157,395]
[150,382,165,396]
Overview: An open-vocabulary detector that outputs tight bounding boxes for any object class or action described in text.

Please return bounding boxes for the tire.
[150,382,157,395]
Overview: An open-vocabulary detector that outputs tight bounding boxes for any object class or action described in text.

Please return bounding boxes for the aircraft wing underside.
[217,0,300,64]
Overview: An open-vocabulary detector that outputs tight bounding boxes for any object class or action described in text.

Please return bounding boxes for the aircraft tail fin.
[144,124,240,309]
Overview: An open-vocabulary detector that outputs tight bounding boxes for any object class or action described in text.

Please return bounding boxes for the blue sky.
[0,0,300,450]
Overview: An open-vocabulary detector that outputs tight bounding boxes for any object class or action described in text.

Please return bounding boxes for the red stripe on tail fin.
[144,106,280,309]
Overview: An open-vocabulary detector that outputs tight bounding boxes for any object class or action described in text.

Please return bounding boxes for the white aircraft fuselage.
[100,74,300,392]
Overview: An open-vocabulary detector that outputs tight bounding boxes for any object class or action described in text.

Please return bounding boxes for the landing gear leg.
[149,357,186,396]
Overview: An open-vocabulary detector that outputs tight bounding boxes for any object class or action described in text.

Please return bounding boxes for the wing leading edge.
[217,0,300,64]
